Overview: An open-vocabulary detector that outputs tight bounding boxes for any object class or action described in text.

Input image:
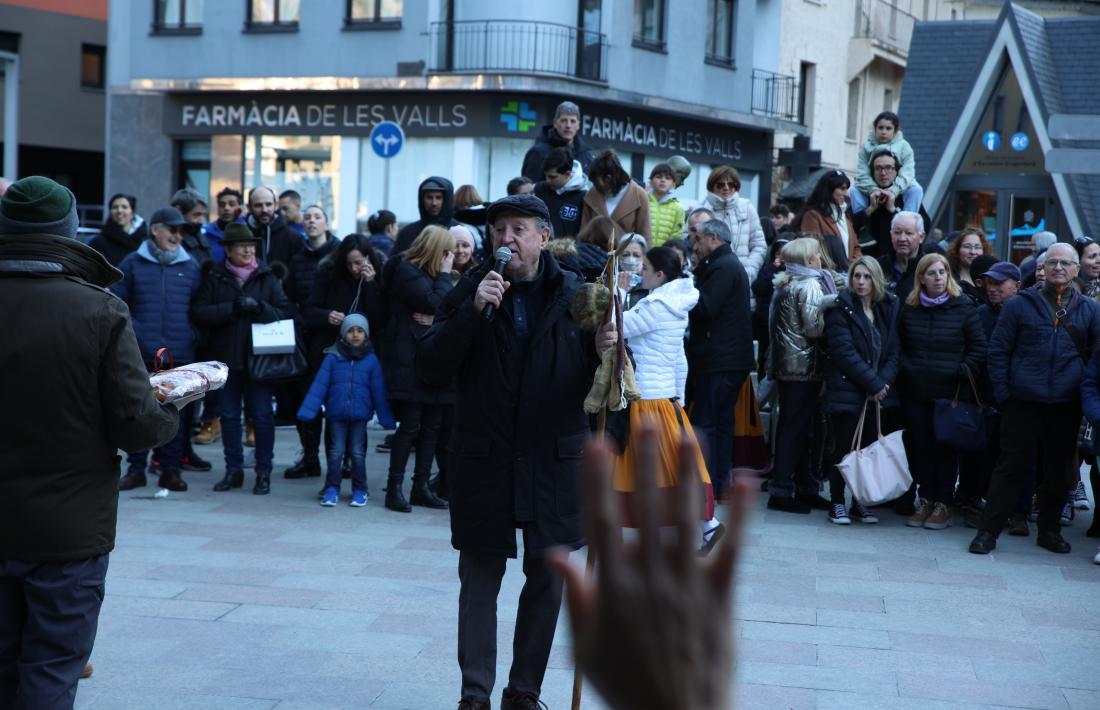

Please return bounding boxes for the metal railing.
[751,69,800,123]
[854,0,919,57]
[429,20,608,83]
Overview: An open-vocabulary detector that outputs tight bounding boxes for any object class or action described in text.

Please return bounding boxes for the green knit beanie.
[2,176,74,223]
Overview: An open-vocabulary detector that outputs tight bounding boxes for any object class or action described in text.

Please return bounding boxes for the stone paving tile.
[76,691,279,709]
[970,657,1100,691]
[740,620,892,649]
[816,645,977,680]
[1062,688,1100,710]
[815,690,1016,710]
[896,674,1070,709]
[175,582,328,608]
[888,630,1046,662]
[738,638,819,666]
[99,594,238,621]
[736,659,898,693]
[734,682,817,710]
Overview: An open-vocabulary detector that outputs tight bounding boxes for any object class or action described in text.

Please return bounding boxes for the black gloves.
[234,296,261,316]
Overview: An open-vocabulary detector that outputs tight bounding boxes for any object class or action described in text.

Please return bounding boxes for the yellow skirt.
[612,398,715,527]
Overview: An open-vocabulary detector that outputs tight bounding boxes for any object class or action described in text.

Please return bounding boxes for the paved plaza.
[74,427,1100,710]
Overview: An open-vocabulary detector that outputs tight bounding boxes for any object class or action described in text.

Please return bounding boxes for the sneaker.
[350,490,367,507]
[320,487,338,507]
[923,502,952,530]
[906,499,934,527]
[850,500,879,524]
[1073,481,1091,510]
[699,522,725,556]
[1094,547,1100,565]
[1061,498,1075,526]
[181,452,212,472]
[1007,514,1030,536]
[828,503,851,525]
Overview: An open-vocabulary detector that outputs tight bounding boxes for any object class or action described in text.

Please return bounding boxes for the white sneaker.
[1074,481,1091,510]
[829,504,851,525]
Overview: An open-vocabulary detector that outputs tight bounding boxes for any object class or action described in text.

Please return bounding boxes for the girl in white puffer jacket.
[613,245,722,553]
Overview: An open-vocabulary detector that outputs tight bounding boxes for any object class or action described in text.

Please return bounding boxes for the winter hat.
[340,313,369,338]
[0,176,78,239]
[222,222,261,245]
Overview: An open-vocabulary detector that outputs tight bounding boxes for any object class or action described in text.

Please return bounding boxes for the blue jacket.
[111,241,202,365]
[297,346,396,426]
[1080,351,1100,424]
[988,286,1100,405]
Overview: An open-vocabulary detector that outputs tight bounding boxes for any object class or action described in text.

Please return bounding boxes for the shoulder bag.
[836,400,912,505]
[932,364,987,451]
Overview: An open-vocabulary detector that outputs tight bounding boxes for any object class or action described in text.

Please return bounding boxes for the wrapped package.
[150,361,229,404]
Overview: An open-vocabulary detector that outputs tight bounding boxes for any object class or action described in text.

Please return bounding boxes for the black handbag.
[933,365,988,452]
[249,346,307,383]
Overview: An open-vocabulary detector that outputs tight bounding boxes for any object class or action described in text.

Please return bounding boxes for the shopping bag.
[933,365,987,452]
[836,401,912,506]
[249,347,307,383]
[251,319,297,355]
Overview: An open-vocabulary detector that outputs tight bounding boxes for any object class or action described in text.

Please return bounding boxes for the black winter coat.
[0,233,179,562]
[897,295,986,402]
[687,243,755,374]
[88,219,147,267]
[822,290,901,414]
[302,256,387,366]
[284,233,339,312]
[534,180,586,238]
[190,262,293,370]
[180,223,213,266]
[247,213,302,273]
[416,255,596,557]
[379,258,455,403]
[852,204,932,260]
[520,126,596,181]
[394,176,459,254]
[877,244,935,304]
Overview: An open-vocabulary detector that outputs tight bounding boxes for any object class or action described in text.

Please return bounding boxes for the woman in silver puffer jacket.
[766,236,840,514]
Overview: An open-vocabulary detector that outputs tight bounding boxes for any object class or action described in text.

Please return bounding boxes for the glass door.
[1007,193,1053,266]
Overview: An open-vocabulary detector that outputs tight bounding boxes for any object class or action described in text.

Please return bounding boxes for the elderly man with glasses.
[970,242,1100,555]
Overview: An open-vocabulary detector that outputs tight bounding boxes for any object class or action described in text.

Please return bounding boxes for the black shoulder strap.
[1061,296,1090,363]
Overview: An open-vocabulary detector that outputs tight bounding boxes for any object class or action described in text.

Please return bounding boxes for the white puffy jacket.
[702,192,766,284]
[622,276,699,401]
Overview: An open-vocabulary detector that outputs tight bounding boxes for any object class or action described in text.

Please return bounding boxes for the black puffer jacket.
[546,237,607,282]
[520,125,597,181]
[822,290,901,414]
[379,258,454,403]
[394,176,459,254]
[88,219,147,267]
[897,294,986,402]
[180,223,213,266]
[302,252,387,366]
[687,243,754,374]
[247,213,302,274]
[190,262,293,370]
[285,232,339,313]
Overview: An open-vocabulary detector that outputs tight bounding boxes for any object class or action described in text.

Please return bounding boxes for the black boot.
[411,478,448,509]
[430,471,449,501]
[253,473,271,495]
[158,468,188,492]
[385,476,411,513]
[213,471,244,491]
[283,452,321,479]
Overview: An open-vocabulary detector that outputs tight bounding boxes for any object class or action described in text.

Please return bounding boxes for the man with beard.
[393,176,459,254]
[520,101,597,182]
[246,185,302,274]
[170,188,213,266]
[851,149,931,259]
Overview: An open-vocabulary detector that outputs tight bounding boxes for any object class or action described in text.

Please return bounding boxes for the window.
[633,0,665,49]
[846,78,861,140]
[799,61,815,125]
[0,31,20,54]
[706,0,736,66]
[247,0,299,31]
[346,0,402,27]
[80,44,106,89]
[153,0,202,33]
[883,87,894,111]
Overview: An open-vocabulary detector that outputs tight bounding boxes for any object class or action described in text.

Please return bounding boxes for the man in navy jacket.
[112,206,203,492]
[971,244,1100,555]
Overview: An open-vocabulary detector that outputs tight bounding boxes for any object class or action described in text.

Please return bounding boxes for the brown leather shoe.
[80,663,93,679]
[193,417,221,445]
[118,472,147,491]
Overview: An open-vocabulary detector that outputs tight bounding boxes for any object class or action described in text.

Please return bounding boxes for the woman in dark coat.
[896,252,986,530]
[302,234,387,364]
[822,256,900,525]
[87,193,147,266]
[380,225,455,512]
[191,223,292,495]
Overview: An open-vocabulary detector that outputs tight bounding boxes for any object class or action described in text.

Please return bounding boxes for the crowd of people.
[2,98,1098,710]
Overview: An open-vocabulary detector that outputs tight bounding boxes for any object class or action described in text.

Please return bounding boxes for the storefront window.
[179,140,211,202]
[1008,194,1047,266]
[244,135,340,229]
[954,190,997,246]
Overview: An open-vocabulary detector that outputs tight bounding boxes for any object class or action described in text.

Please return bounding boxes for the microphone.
[481,247,513,320]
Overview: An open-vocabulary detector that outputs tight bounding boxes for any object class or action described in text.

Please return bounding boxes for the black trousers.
[826,406,901,504]
[457,536,564,702]
[981,400,1081,535]
[0,554,109,710]
[901,398,959,505]
[388,400,444,484]
[770,380,823,498]
[688,369,748,501]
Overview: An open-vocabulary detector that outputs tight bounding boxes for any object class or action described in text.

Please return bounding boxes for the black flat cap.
[149,206,187,226]
[486,194,550,225]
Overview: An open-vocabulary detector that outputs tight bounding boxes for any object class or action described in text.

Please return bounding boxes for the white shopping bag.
[836,401,912,506]
[251,319,297,355]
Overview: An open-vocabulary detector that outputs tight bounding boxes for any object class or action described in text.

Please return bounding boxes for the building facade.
[106,0,803,233]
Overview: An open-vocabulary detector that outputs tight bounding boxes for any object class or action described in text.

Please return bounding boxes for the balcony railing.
[854,0,918,58]
[751,69,800,123]
[429,20,607,83]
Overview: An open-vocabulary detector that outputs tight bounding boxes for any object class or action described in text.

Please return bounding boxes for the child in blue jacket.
[297,314,396,507]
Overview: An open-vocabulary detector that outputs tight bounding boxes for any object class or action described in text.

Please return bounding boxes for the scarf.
[786,263,837,295]
[146,239,179,266]
[831,204,850,251]
[919,290,950,307]
[225,257,259,286]
[335,339,371,361]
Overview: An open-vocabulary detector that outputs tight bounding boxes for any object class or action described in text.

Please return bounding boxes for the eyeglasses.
[873,165,898,173]
[1046,259,1078,268]
[959,243,984,252]
[713,181,736,188]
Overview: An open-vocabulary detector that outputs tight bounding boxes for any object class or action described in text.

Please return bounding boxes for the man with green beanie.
[0,176,180,708]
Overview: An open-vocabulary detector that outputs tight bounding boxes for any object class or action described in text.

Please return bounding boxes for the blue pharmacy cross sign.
[370,121,405,159]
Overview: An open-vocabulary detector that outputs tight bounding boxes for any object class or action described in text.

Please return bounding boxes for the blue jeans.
[850,181,925,213]
[326,419,368,492]
[127,401,191,474]
[220,369,275,475]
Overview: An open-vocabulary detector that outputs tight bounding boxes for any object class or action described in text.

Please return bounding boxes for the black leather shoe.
[253,473,271,495]
[1036,530,1071,554]
[213,471,244,491]
[767,495,811,514]
[968,530,997,554]
[385,481,411,513]
[457,700,490,710]
[796,493,832,511]
[158,468,188,492]
[181,452,212,472]
[501,688,547,710]
[118,472,147,491]
[283,457,321,479]
[410,480,448,509]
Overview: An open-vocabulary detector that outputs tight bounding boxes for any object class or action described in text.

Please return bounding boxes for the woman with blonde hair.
[379,225,456,512]
[897,253,986,530]
[945,227,992,302]
[822,256,901,524]
[766,237,838,514]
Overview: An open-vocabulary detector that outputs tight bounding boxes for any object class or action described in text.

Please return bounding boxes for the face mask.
[620,255,643,274]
